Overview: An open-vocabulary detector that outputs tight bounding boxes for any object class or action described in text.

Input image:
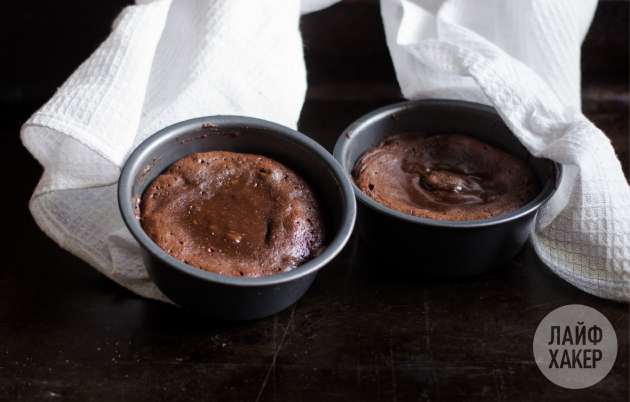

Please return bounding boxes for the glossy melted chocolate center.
[353,133,540,221]
[139,151,326,277]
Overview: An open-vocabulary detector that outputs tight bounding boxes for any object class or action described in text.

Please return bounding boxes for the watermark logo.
[533,304,617,389]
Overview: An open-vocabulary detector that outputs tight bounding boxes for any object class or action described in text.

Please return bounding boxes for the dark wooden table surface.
[1,1,628,401]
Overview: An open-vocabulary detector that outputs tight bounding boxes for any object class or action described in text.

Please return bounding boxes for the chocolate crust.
[139,151,326,277]
[353,133,541,221]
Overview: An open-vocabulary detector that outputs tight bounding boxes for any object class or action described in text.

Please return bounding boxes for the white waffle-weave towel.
[382,0,630,301]
[22,0,630,302]
[21,0,310,302]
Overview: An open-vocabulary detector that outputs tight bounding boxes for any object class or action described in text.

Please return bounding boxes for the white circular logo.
[533,304,618,389]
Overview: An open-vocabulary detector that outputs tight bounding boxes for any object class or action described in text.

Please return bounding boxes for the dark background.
[1,0,628,401]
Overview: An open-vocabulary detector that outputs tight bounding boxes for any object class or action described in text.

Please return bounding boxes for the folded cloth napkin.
[23,0,630,303]
[381,0,630,301]
[21,0,310,302]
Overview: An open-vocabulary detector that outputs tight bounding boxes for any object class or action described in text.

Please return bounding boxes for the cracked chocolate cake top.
[139,151,326,277]
[352,133,540,221]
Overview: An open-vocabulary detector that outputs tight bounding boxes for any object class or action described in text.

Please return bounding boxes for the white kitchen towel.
[382,0,630,301]
[21,0,309,302]
[22,0,630,303]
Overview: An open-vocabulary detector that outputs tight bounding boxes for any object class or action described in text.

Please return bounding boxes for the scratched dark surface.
[1,0,629,401]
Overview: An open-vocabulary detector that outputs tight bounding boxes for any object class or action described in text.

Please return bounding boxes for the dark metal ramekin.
[119,116,356,320]
[333,100,561,278]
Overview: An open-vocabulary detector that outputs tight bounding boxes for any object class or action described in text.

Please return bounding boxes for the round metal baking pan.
[119,116,356,320]
[334,100,561,277]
